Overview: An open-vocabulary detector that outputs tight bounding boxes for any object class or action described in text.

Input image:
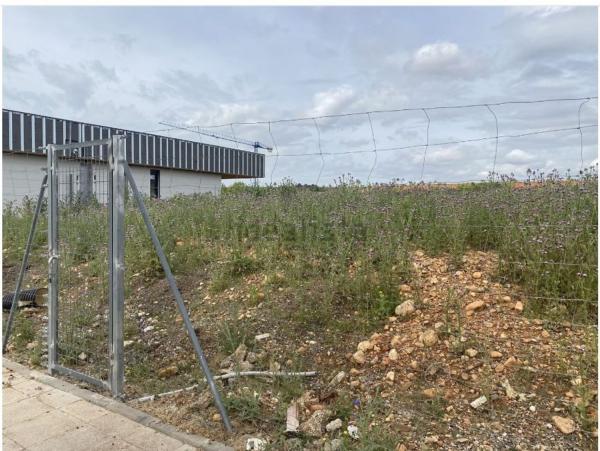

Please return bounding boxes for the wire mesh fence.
[53,146,111,383]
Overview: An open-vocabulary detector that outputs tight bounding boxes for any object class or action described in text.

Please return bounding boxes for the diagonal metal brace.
[3,174,48,352]
[123,163,233,433]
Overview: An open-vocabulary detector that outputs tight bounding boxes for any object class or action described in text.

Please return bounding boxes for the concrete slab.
[2,359,233,451]
[25,423,114,451]
[35,388,80,409]
[4,409,83,448]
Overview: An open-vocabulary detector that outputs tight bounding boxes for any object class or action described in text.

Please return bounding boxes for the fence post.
[108,135,125,397]
[47,145,59,373]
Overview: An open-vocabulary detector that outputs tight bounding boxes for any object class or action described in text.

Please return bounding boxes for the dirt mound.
[344,250,597,449]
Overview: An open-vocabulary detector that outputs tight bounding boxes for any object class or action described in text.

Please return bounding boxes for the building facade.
[2,109,265,204]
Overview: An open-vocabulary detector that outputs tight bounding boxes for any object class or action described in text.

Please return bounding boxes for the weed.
[223,390,262,424]
[217,316,249,356]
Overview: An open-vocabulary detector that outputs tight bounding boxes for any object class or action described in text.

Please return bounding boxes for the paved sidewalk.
[2,360,231,451]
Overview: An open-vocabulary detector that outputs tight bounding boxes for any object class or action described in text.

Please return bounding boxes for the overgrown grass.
[3,170,598,331]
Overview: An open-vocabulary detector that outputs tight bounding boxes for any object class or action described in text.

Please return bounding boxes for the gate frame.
[46,136,125,395]
[46,136,231,430]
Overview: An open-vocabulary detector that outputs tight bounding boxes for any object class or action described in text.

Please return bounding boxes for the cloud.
[87,60,118,82]
[308,84,356,117]
[503,148,535,164]
[405,42,484,79]
[153,69,232,104]
[509,6,574,20]
[35,59,95,111]
[3,47,28,72]
[501,6,597,63]
[412,146,465,164]
[186,102,263,127]
[113,33,136,52]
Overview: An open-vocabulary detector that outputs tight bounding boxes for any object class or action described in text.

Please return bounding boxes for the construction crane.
[158,122,272,153]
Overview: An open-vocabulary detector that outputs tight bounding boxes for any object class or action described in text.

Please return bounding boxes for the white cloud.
[504,149,535,164]
[186,103,262,127]
[412,146,464,164]
[510,6,574,19]
[308,84,356,117]
[405,41,484,79]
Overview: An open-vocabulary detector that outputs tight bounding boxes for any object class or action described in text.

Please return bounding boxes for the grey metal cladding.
[141,135,148,165]
[55,120,64,147]
[2,109,263,177]
[125,132,133,163]
[192,142,198,170]
[35,116,44,153]
[148,136,155,166]
[186,143,192,170]
[2,111,9,150]
[12,113,21,151]
[160,138,167,166]
[168,139,174,167]
[24,114,32,152]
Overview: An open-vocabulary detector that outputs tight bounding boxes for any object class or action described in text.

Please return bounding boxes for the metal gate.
[47,135,125,396]
[45,134,231,429]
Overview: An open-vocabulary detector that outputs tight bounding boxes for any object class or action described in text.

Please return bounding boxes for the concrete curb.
[3,359,233,451]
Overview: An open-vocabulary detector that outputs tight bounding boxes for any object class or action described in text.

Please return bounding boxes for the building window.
[150,169,160,199]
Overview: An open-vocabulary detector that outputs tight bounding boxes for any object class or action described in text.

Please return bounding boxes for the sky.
[3,6,598,185]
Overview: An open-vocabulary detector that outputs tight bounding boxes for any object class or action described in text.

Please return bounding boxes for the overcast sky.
[3,6,598,185]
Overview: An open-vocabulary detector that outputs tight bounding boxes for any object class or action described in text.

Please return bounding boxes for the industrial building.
[2,109,265,203]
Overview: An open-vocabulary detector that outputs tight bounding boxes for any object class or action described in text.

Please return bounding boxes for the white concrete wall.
[2,153,222,205]
[159,168,221,197]
[128,166,151,198]
[2,154,47,204]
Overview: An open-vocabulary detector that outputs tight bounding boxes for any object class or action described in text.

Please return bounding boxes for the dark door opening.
[150,170,160,199]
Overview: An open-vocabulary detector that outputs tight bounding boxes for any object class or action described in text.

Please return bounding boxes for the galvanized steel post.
[108,135,126,398]
[47,145,59,373]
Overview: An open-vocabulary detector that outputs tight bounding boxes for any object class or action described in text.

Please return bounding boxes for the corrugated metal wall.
[2,109,265,179]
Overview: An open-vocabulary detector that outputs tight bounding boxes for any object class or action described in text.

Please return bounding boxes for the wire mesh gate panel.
[45,135,230,427]
[47,136,125,395]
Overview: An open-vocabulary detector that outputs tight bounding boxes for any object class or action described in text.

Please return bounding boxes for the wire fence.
[158,95,598,188]
[1,94,598,446]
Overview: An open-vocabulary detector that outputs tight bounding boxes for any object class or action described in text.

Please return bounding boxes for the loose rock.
[465,348,478,357]
[422,388,437,398]
[395,300,415,317]
[325,418,343,432]
[470,395,488,409]
[246,437,267,451]
[552,416,575,434]
[328,371,346,387]
[347,425,359,439]
[466,300,485,312]
[357,340,373,352]
[300,409,331,437]
[353,350,366,364]
[388,348,399,361]
[419,329,438,347]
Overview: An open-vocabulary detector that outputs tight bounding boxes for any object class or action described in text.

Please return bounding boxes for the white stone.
[395,300,415,317]
[326,418,343,432]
